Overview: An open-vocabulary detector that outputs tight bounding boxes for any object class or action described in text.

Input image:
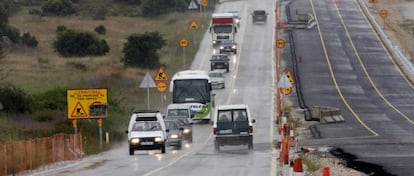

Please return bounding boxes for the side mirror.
[179,127,184,131]
[252,119,256,123]
[166,129,170,132]
[125,130,129,134]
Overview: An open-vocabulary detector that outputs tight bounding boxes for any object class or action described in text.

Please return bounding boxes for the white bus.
[170,70,213,121]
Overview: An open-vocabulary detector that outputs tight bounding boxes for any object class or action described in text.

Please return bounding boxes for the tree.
[94,25,106,35]
[54,29,109,57]
[21,32,38,48]
[42,0,76,16]
[122,32,166,68]
[141,0,187,17]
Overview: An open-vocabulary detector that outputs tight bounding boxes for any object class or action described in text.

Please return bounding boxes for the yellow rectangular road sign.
[67,89,108,119]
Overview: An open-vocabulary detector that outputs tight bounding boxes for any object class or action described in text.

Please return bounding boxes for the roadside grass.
[2,2,214,154]
[299,154,322,173]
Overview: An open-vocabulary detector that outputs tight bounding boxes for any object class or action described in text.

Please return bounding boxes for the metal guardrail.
[357,0,414,82]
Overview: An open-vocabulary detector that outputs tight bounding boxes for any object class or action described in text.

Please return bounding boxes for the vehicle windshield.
[166,116,190,126]
[172,79,210,104]
[132,121,162,131]
[213,25,233,33]
[211,55,229,61]
[167,109,189,117]
[254,11,266,15]
[218,109,248,122]
[165,121,179,130]
[209,72,223,78]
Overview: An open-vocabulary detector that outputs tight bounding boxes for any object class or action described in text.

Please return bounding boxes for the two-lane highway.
[290,0,414,174]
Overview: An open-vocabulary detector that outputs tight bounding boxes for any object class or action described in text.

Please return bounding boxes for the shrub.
[21,32,38,48]
[56,25,67,33]
[141,0,186,17]
[31,86,67,111]
[54,29,110,57]
[94,25,106,35]
[0,84,32,113]
[121,31,166,68]
[42,0,76,16]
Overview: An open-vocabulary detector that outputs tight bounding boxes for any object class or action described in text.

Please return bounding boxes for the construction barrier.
[311,106,345,123]
[0,133,83,175]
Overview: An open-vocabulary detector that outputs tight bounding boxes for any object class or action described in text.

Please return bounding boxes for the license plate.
[220,129,232,134]
[141,142,153,145]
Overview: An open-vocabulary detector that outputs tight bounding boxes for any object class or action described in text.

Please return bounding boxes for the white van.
[125,110,168,155]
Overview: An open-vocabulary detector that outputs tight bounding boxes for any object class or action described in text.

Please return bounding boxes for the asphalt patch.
[330,148,396,176]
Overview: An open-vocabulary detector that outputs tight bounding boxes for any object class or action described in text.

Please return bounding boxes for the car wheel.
[129,146,134,155]
[222,83,225,89]
[211,67,214,71]
[248,139,253,150]
[177,141,182,150]
[226,67,229,73]
[214,140,220,152]
[161,144,166,153]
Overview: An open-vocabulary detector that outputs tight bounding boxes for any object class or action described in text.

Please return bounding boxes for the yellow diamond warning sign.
[67,89,108,119]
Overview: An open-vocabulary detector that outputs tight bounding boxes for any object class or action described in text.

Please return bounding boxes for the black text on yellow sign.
[156,81,168,93]
[380,9,388,19]
[280,87,292,95]
[201,0,208,7]
[67,89,108,119]
[277,38,285,48]
[179,37,189,48]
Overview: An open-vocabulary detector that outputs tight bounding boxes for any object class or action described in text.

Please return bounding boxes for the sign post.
[179,37,189,69]
[140,72,156,110]
[189,19,199,44]
[201,0,208,18]
[379,9,388,29]
[154,66,169,107]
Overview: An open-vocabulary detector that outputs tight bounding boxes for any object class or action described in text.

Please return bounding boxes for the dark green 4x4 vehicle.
[213,104,256,152]
[210,54,230,73]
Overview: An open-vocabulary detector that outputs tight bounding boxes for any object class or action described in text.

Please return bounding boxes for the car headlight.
[220,46,224,49]
[183,128,191,134]
[232,45,236,49]
[235,19,240,23]
[154,137,163,142]
[170,134,179,139]
[213,41,216,44]
[131,138,140,144]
